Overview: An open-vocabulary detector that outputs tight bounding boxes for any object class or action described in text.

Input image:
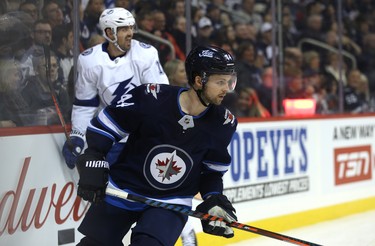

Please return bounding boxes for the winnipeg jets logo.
[199,50,214,58]
[156,150,182,181]
[144,145,193,190]
[223,109,235,125]
[146,83,160,99]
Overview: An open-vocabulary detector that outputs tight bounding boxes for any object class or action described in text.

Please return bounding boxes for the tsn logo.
[334,146,372,185]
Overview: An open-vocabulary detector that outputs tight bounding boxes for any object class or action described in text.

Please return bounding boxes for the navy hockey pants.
[77,201,188,246]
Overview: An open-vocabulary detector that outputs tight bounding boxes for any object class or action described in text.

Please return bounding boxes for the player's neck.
[107,43,126,58]
[179,90,207,116]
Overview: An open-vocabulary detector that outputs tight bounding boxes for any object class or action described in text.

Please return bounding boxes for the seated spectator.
[42,0,65,28]
[343,69,368,114]
[151,9,186,64]
[196,16,214,46]
[256,22,273,66]
[233,21,256,44]
[170,16,188,56]
[257,66,273,113]
[20,20,53,79]
[232,0,263,31]
[205,3,222,31]
[319,73,339,114]
[52,23,74,87]
[302,50,321,77]
[163,59,188,87]
[324,52,347,86]
[0,11,32,61]
[21,51,70,125]
[80,0,105,50]
[115,0,133,10]
[236,87,270,118]
[299,14,325,53]
[19,0,39,22]
[0,58,32,127]
[285,69,307,99]
[235,41,263,93]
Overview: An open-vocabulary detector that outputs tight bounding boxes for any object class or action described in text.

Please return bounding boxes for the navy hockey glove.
[62,131,85,169]
[196,194,237,238]
[76,153,109,204]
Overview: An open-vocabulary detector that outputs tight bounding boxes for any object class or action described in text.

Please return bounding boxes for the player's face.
[203,74,233,105]
[116,25,135,51]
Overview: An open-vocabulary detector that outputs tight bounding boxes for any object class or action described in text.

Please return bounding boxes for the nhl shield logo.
[144,144,193,190]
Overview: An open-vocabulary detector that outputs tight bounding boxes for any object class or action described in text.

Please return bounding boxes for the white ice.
[227,210,375,246]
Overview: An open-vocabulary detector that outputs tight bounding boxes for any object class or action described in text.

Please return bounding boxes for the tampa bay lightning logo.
[82,48,93,56]
[140,42,151,48]
[144,144,193,190]
[102,77,136,106]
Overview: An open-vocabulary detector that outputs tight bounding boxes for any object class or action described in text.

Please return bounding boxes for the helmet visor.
[206,72,237,91]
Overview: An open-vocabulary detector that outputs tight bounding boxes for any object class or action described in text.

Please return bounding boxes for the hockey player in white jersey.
[62,7,168,168]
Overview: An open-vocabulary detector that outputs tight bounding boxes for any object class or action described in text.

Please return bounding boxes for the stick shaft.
[43,45,71,143]
[105,188,322,246]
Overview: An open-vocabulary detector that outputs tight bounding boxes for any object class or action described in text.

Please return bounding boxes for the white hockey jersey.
[71,40,169,134]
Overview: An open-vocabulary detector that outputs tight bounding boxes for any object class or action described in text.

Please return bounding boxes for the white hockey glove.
[196,194,237,238]
[62,130,85,169]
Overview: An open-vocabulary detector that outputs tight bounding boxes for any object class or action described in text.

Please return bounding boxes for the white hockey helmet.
[99,8,136,43]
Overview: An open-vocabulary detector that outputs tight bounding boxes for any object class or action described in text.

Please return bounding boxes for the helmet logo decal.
[144,145,194,190]
[178,115,194,130]
[199,50,214,58]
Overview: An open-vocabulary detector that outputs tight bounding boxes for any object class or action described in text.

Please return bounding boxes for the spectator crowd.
[1,0,375,127]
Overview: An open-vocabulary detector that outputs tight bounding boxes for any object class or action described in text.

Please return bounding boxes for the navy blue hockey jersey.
[86,84,237,210]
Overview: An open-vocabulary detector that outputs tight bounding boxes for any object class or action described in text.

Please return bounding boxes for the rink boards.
[1,115,374,246]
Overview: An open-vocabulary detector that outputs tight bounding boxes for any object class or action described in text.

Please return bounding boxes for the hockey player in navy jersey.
[62,7,169,169]
[76,45,238,246]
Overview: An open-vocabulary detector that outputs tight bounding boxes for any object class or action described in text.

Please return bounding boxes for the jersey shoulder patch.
[139,42,151,49]
[82,48,93,56]
[223,109,236,126]
[145,83,161,99]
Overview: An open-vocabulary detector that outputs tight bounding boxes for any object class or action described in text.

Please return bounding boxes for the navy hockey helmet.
[185,45,237,91]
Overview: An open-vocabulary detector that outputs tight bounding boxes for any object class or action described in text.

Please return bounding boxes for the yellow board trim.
[175,196,375,245]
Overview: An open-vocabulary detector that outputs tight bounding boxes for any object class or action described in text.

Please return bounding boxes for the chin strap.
[114,41,126,53]
[195,89,209,107]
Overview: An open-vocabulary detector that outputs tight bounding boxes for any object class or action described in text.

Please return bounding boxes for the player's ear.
[105,28,115,40]
[193,76,203,90]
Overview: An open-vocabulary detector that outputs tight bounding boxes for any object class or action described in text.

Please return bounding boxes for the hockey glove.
[62,131,85,169]
[196,194,237,238]
[76,152,109,204]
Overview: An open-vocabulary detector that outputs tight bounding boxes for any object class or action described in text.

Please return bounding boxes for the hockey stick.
[105,187,322,246]
[43,45,71,145]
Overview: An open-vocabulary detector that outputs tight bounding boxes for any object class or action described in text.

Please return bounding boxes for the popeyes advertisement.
[1,115,375,245]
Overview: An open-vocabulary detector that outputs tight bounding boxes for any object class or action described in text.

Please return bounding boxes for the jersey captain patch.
[144,144,193,190]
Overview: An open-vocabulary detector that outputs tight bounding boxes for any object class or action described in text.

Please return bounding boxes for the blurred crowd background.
[1,0,375,127]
